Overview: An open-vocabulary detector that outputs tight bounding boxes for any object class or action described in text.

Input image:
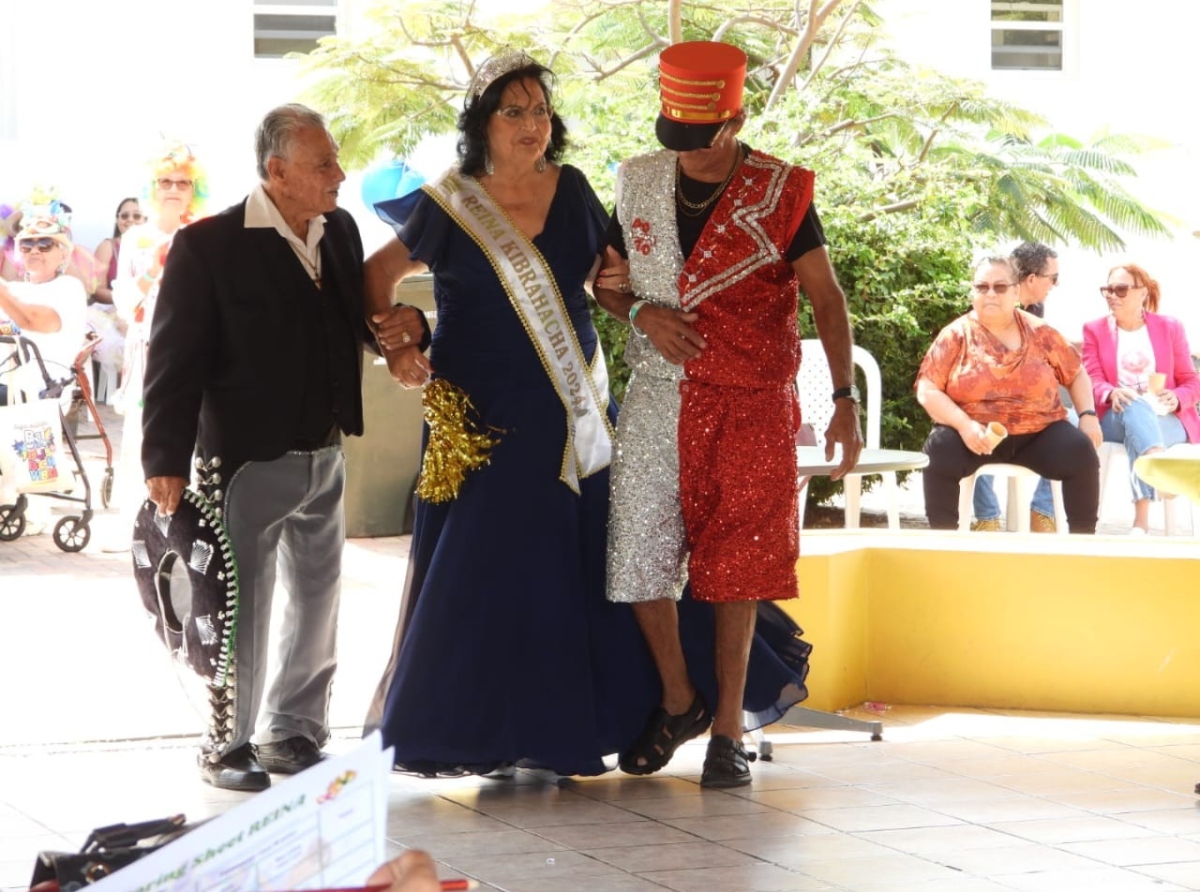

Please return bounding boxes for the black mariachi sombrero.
[132,489,238,689]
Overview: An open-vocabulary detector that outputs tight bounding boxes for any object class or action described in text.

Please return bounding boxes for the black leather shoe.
[700,735,753,789]
[198,744,270,792]
[255,737,326,775]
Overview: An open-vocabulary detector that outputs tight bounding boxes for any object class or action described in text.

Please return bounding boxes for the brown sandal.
[619,692,711,776]
[700,734,753,788]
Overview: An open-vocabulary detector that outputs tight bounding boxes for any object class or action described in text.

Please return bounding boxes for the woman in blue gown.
[363,53,810,777]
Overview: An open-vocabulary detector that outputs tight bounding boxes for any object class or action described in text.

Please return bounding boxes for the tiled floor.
[3,707,1200,891]
[4,409,1200,891]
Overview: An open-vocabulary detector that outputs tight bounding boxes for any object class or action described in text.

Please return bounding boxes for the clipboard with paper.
[79,734,392,892]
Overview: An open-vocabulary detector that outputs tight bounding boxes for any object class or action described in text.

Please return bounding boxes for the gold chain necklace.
[675,144,742,217]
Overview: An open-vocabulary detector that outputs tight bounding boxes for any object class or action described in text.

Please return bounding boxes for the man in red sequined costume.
[597,41,863,787]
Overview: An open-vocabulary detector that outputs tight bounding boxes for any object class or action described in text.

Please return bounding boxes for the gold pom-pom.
[416,378,502,503]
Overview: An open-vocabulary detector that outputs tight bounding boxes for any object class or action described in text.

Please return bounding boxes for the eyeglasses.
[1033,272,1059,285]
[17,238,58,254]
[157,178,194,191]
[1099,283,1140,298]
[118,212,145,222]
[972,281,1015,295]
[494,104,552,123]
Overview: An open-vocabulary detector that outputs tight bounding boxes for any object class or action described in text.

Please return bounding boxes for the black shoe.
[700,735,753,789]
[198,744,270,792]
[255,736,326,775]
[619,692,712,776]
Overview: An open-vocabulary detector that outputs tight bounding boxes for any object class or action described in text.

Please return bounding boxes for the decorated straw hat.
[655,41,748,152]
[14,214,72,253]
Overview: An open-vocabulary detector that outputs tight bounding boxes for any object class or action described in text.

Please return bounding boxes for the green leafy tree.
[300,0,1170,507]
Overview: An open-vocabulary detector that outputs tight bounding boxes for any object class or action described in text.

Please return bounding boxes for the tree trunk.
[765,0,848,111]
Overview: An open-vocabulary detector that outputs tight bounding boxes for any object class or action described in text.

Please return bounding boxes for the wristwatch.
[832,385,861,404]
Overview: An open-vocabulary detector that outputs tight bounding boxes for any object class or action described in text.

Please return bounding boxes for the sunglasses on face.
[1099,283,1138,298]
[972,281,1014,295]
[118,211,145,222]
[157,178,194,191]
[1034,272,1059,284]
[18,238,58,254]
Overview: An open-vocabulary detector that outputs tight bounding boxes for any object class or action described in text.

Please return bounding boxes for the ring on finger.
[401,331,411,344]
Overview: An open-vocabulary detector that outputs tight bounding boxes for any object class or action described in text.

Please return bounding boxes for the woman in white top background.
[0,215,89,530]
[105,143,206,550]
[1082,262,1200,533]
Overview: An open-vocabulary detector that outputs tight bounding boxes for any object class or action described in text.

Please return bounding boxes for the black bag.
[30,815,192,892]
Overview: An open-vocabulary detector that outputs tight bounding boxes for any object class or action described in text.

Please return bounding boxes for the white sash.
[422,170,614,493]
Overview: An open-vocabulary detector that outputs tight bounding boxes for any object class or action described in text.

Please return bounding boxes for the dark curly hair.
[458,63,568,177]
[1010,241,1058,282]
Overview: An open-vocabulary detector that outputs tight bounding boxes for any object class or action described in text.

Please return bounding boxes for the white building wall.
[0,0,369,256]
[873,0,1200,342]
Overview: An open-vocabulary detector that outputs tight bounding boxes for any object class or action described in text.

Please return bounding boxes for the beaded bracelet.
[628,299,650,335]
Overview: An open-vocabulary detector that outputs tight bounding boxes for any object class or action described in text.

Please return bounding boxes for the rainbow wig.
[148,141,208,222]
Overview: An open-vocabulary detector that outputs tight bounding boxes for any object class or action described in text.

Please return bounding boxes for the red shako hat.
[656,41,747,152]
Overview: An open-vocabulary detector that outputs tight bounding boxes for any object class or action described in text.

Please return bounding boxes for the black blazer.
[141,199,370,482]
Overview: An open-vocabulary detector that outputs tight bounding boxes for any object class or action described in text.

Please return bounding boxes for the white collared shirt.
[245,183,325,283]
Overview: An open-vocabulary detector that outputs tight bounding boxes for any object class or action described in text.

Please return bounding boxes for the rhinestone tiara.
[467,49,537,100]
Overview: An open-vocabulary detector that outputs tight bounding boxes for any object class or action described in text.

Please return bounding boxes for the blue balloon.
[361,160,426,210]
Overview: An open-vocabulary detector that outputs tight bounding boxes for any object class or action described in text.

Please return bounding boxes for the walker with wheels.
[0,334,114,552]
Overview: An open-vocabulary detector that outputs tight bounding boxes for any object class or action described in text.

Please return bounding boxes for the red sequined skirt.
[678,380,800,602]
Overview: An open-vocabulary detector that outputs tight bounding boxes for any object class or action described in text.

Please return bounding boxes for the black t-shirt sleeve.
[785,203,827,263]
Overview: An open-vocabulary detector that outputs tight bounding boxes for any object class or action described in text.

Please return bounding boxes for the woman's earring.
[484,149,494,177]
[535,155,547,173]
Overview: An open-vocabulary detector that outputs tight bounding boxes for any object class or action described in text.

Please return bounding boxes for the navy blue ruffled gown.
[368,165,810,776]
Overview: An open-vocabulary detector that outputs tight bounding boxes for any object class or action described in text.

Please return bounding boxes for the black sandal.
[700,734,753,788]
[619,692,711,776]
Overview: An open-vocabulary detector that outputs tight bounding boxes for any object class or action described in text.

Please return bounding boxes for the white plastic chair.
[796,339,900,529]
[957,463,1066,533]
[1098,441,1194,535]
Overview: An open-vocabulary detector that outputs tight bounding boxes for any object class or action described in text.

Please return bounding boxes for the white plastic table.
[796,446,930,477]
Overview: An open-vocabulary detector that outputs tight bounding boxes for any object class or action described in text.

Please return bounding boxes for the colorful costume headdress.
[19,185,71,230]
[148,140,208,222]
[15,214,72,253]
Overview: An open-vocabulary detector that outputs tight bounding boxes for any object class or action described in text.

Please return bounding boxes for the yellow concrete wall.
[785,535,1200,718]
[789,548,871,711]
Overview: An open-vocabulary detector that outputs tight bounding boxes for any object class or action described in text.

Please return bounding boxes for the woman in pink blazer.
[1082,263,1200,533]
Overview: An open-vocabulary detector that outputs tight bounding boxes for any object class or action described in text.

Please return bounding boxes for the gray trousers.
[221,445,345,754]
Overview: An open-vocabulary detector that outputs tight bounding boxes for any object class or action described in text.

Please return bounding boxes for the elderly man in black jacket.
[142,104,426,791]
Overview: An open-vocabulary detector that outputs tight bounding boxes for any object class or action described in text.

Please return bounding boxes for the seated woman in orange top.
[916,255,1103,532]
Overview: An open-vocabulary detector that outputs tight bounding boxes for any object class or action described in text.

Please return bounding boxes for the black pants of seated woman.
[923,420,1099,533]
